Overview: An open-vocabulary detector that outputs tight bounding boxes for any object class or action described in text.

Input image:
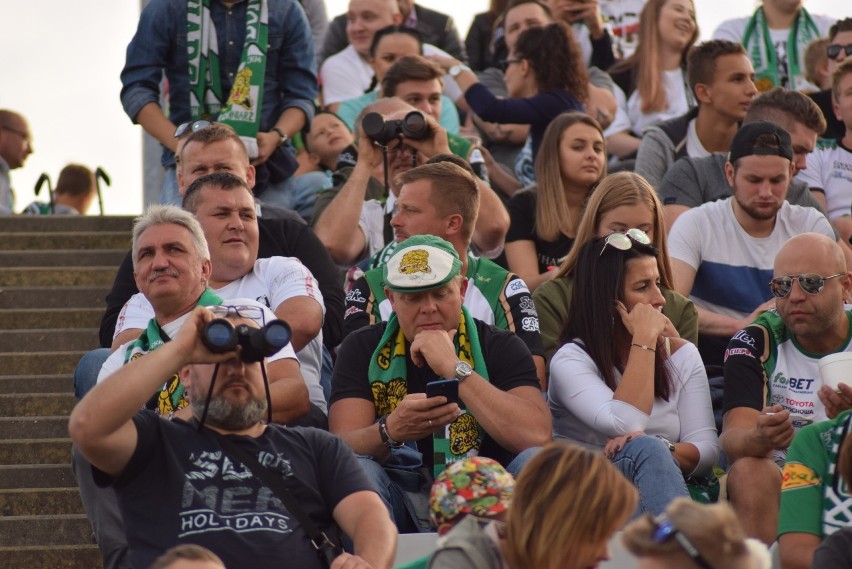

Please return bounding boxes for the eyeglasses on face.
[600,228,651,256]
[499,58,522,71]
[827,43,852,59]
[769,273,844,298]
[208,305,266,325]
[174,120,213,138]
[652,514,714,569]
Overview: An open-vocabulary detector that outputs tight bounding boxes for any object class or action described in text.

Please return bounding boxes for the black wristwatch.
[379,414,404,449]
[271,127,289,147]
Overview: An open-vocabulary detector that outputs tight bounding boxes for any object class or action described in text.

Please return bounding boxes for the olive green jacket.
[533,276,699,362]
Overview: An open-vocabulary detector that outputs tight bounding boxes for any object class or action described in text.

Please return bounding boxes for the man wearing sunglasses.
[721,233,852,547]
[808,18,852,141]
[0,109,33,214]
[796,58,852,247]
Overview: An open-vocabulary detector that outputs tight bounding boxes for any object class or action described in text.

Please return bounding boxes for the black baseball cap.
[728,121,793,164]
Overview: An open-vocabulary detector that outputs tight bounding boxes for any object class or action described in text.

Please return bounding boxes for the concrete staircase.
[0,216,133,568]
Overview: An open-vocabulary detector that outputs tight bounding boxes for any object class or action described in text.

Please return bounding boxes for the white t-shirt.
[685,118,711,159]
[320,43,462,106]
[111,257,327,411]
[605,68,691,137]
[795,141,852,220]
[548,340,720,475]
[98,301,296,383]
[668,198,834,319]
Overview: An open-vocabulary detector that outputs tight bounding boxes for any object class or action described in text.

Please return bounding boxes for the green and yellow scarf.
[368,307,489,477]
[187,0,268,153]
[742,7,819,91]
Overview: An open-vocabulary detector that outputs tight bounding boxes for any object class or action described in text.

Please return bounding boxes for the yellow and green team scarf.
[123,289,222,416]
[368,307,489,477]
[742,6,819,91]
[186,0,268,140]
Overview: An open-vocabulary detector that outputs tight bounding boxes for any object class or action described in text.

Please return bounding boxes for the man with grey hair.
[76,203,308,569]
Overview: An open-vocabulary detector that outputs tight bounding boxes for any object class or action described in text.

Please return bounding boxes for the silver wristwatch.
[454,361,473,382]
[448,64,471,78]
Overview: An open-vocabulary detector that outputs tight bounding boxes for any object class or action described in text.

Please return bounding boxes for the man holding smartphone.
[328,235,551,533]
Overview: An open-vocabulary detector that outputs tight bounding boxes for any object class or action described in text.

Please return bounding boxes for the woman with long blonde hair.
[534,171,697,361]
[605,0,699,160]
[504,111,606,291]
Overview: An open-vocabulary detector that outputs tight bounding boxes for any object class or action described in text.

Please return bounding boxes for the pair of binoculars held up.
[202,319,292,363]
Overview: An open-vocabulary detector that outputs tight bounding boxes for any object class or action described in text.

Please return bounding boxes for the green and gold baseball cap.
[383,235,463,293]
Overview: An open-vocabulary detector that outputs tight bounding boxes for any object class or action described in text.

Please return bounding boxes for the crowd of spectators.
[6,0,848,567]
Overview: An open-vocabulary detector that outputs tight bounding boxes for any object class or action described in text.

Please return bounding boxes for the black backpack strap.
[217,436,341,567]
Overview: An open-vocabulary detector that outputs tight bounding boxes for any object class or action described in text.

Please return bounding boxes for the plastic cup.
[818,352,852,391]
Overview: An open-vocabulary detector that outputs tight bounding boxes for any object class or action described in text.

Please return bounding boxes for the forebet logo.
[505,280,530,298]
[771,372,817,391]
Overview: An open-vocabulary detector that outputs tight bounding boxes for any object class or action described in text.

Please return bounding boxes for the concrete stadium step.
[0,545,102,568]
[0,267,118,287]
[0,393,76,417]
[0,249,127,268]
[0,514,94,547]
[0,309,102,330]
[0,351,84,376]
[0,286,110,309]
[0,232,131,251]
[0,464,76,489]
[0,215,133,233]
[0,416,70,440]
[0,374,73,394]
[0,328,98,350]
[0,488,84,516]
[0,438,72,466]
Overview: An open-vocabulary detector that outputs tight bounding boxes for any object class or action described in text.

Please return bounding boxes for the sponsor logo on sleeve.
[781,462,820,491]
[344,306,363,317]
[346,290,366,304]
[505,279,530,298]
[724,347,754,361]
[732,330,756,348]
[521,316,539,332]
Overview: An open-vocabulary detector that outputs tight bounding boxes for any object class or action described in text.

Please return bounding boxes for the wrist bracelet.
[631,342,655,352]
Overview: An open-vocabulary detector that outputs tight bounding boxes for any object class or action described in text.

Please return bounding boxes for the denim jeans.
[160,166,181,206]
[73,348,111,401]
[610,435,689,516]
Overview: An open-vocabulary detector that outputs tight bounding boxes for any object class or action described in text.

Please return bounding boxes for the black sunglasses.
[174,119,213,138]
[827,44,852,59]
[652,514,713,569]
[499,57,523,71]
[769,273,844,298]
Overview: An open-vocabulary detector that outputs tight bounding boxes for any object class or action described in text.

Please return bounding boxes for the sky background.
[0,0,849,215]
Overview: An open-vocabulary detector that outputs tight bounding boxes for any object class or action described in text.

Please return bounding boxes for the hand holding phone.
[426,379,459,405]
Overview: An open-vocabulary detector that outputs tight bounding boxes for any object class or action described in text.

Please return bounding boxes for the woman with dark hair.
[431,21,587,161]
[504,112,606,290]
[548,232,718,515]
[605,0,698,160]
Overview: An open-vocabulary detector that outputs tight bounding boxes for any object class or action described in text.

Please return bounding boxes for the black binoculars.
[202,318,292,363]
[362,110,431,145]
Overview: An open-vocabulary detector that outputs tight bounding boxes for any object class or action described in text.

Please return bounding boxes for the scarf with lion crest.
[742,6,819,91]
[186,0,268,155]
[368,308,489,477]
[122,289,223,416]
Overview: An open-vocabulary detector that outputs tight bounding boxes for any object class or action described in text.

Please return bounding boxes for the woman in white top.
[548,230,719,515]
[605,0,698,160]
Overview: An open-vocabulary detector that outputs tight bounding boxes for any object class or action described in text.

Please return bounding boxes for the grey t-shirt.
[657,153,825,213]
